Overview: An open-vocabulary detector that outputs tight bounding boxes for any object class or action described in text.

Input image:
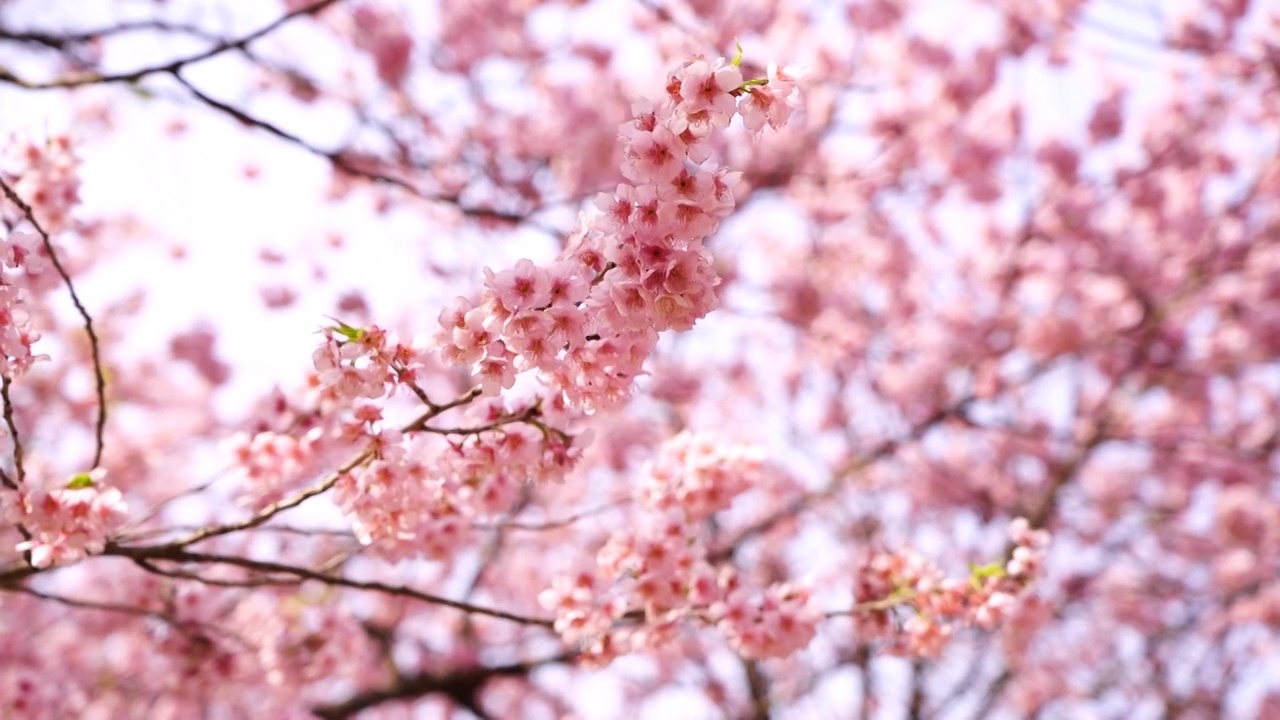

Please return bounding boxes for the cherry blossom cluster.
[3,134,80,232]
[293,311,590,557]
[0,228,47,378]
[1211,484,1277,594]
[3,470,128,568]
[309,323,431,409]
[541,433,818,662]
[148,584,249,691]
[850,518,1051,658]
[349,4,414,87]
[712,567,820,659]
[226,427,326,509]
[436,55,802,412]
[331,427,459,560]
[333,399,584,560]
[237,593,374,689]
[233,320,443,502]
[436,399,582,492]
[638,430,764,520]
[1005,516,1051,579]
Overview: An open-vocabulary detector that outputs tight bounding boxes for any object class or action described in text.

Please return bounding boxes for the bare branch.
[115,545,555,627]
[171,73,551,226]
[0,377,24,485]
[0,0,343,90]
[312,652,573,720]
[0,19,220,51]
[142,387,483,550]
[153,447,374,550]
[0,177,107,469]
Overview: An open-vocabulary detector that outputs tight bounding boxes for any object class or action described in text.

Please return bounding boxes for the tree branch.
[311,653,573,720]
[0,0,343,90]
[112,545,555,627]
[0,176,107,469]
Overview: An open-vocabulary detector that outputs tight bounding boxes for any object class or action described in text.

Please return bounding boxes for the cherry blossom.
[0,1,1276,717]
[7,471,128,568]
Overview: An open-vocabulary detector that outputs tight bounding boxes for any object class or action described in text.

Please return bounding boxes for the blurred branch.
[0,19,220,51]
[312,652,573,720]
[743,659,772,720]
[469,499,630,532]
[10,584,256,653]
[0,0,342,89]
[171,73,555,227]
[708,399,969,564]
[149,446,375,551]
[908,659,926,720]
[10,584,171,621]
[137,388,481,551]
[0,4,567,231]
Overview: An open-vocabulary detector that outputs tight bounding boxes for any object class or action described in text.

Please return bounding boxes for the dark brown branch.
[0,562,41,586]
[170,73,545,225]
[418,404,541,436]
[908,659,926,720]
[171,72,421,196]
[0,378,31,547]
[141,387,482,550]
[0,19,220,51]
[152,447,374,550]
[10,584,170,621]
[742,659,772,720]
[0,0,343,89]
[180,549,551,625]
[112,545,554,627]
[0,177,107,469]
[0,377,24,485]
[129,556,305,590]
[311,653,572,720]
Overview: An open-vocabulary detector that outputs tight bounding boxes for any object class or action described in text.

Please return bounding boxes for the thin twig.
[116,546,554,627]
[157,448,374,549]
[0,0,343,90]
[130,556,306,590]
[0,177,107,468]
[0,20,220,50]
[116,522,356,544]
[0,377,24,484]
[135,387,482,550]
[418,405,541,436]
[469,499,630,532]
[9,585,171,621]
[312,652,573,720]
[171,73,548,226]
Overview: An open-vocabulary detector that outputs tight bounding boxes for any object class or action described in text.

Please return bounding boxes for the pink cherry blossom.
[3,3,1278,718]
[8,471,127,568]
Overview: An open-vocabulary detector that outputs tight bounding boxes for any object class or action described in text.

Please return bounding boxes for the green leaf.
[731,39,744,67]
[326,317,365,342]
[968,561,1006,589]
[66,472,96,489]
